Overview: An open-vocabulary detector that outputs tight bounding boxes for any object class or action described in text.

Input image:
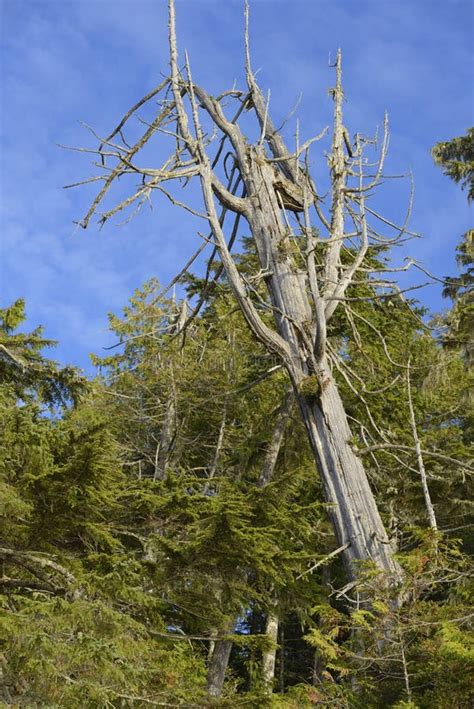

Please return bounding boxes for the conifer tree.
[433,128,474,367]
[0,303,207,706]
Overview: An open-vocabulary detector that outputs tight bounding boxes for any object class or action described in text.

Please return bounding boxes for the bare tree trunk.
[258,388,293,487]
[206,636,233,697]
[154,392,176,480]
[398,623,412,704]
[278,624,285,693]
[258,391,293,693]
[203,401,227,495]
[262,611,279,694]
[205,392,291,698]
[154,302,186,481]
[240,152,401,585]
[296,365,401,581]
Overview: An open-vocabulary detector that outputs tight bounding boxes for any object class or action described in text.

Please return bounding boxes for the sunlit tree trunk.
[207,634,233,697]
[262,611,279,694]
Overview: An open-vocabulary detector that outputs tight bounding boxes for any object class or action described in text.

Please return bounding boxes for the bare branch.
[100,76,170,149]
[324,49,346,300]
[296,543,350,580]
[355,443,474,473]
[79,91,185,227]
[325,191,369,320]
[244,0,305,185]
[303,191,326,358]
[345,112,390,193]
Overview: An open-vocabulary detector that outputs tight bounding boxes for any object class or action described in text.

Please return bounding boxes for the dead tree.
[72,0,410,587]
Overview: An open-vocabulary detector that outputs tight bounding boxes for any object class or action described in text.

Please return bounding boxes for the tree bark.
[239,150,402,586]
[258,388,292,487]
[257,393,292,693]
[154,303,185,481]
[296,363,401,581]
[205,391,291,698]
[262,611,279,694]
[203,401,227,495]
[153,393,176,480]
[206,636,233,697]
[278,624,285,693]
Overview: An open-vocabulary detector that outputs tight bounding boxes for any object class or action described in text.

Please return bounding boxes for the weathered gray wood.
[206,637,233,697]
[205,390,293,697]
[297,367,401,580]
[153,392,176,481]
[235,141,402,584]
[262,611,279,694]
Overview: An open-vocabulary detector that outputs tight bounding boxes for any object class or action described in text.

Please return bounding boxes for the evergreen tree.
[2,125,473,706]
[432,129,474,366]
[432,128,474,201]
[2,278,472,705]
[0,303,207,706]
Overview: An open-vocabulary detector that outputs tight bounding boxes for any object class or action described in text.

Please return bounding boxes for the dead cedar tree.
[71,0,418,589]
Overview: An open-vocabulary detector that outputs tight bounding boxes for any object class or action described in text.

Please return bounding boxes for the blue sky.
[1,0,473,374]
